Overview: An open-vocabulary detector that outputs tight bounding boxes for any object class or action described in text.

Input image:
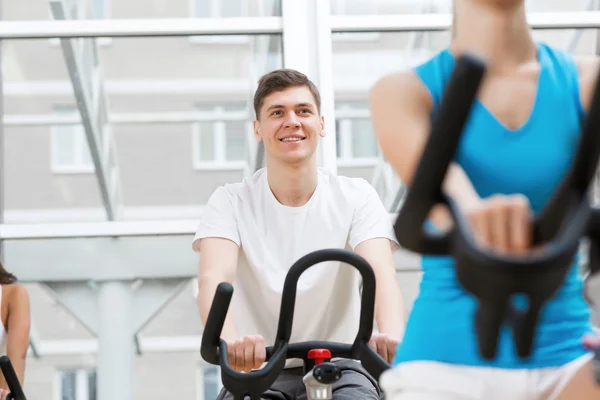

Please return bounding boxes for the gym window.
[196,365,222,400]
[50,106,95,174]
[49,0,111,47]
[191,104,250,170]
[330,0,380,42]
[189,0,249,44]
[335,102,379,167]
[55,369,97,400]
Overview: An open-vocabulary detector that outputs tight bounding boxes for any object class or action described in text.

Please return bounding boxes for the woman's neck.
[451,1,537,72]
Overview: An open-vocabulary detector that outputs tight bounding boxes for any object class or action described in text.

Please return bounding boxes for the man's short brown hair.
[253,69,321,119]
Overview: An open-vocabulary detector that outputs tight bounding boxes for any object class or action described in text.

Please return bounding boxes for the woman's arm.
[369,71,531,253]
[369,71,482,225]
[576,56,600,113]
[5,285,30,386]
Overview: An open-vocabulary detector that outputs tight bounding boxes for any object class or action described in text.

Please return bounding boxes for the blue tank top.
[393,42,594,369]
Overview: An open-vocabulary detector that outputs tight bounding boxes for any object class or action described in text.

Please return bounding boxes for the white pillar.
[281,0,337,174]
[97,281,133,400]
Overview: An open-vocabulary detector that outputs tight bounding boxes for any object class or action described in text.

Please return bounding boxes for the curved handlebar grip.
[534,65,600,244]
[200,282,289,398]
[394,53,486,255]
[200,282,233,366]
[274,249,377,357]
[359,342,390,383]
[0,356,25,400]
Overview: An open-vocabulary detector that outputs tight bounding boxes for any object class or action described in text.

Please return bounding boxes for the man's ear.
[319,115,326,137]
[253,120,262,142]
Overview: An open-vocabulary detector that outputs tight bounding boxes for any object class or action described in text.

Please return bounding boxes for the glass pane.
[3,39,104,223]
[53,127,78,167]
[193,0,212,18]
[88,370,97,400]
[3,34,283,223]
[93,0,107,18]
[60,371,77,400]
[198,123,216,162]
[203,367,220,400]
[220,0,245,17]
[225,122,247,161]
[3,0,281,19]
[351,119,378,158]
[331,0,377,15]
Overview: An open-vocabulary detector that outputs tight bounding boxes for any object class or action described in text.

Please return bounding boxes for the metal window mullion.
[3,13,600,40]
[0,17,284,39]
[51,0,118,220]
[76,369,88,400]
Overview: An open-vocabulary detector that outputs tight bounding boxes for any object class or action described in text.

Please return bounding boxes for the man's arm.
[196,237,240,341]
[355,238,405,341]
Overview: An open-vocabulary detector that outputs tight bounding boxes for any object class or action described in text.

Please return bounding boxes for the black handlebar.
[200,249,389,400]
[0,356,26,400]
[394,53,600,365]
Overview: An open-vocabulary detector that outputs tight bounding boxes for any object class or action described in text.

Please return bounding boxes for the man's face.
[254,86,325,166]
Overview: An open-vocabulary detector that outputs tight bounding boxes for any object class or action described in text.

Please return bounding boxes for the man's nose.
[283,112,301,128]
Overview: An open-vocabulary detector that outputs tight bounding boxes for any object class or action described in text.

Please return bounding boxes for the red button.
[308,349,332,365]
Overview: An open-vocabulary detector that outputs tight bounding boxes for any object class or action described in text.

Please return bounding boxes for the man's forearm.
[374,272,406,340]
[198,277,239,341]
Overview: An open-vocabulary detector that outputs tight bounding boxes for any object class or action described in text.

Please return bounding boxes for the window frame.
[335,103,380,167]
[191,105,251,171]
[54,368,97,400]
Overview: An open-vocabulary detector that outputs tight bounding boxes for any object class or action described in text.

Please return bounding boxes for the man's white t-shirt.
[193,167,398,365]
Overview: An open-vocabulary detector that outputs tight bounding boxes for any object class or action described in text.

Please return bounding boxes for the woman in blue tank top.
[369,1,600,399]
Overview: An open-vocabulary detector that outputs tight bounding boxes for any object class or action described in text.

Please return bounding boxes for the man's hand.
[0,388,10,400]
[369,333,400,364]
[226,335,266,373]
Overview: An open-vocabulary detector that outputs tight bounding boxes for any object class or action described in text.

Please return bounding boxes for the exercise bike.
[392,53,600,383]
[0,356,26,400]
[200,249,390,400]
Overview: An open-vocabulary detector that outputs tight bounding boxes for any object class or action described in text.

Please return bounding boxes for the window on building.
[192,104,250,170]
[335,102,379,166]
[56,369,97,400]
[51,107,95,174]
[197,365,222,400]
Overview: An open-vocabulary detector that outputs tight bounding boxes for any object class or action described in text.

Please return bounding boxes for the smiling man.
[193,68,405,399]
